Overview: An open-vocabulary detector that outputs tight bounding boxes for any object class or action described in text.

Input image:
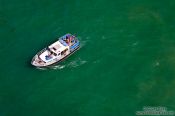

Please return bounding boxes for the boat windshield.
[59,39,68,46]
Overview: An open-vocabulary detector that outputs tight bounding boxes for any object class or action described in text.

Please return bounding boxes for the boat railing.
[37,48,47,55]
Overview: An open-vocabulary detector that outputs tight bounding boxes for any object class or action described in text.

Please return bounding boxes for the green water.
[0,0,175,116]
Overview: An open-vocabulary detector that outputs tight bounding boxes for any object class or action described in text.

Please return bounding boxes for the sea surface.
[0,0,175,116]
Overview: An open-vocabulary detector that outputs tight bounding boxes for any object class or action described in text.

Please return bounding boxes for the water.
[0,0,175,116]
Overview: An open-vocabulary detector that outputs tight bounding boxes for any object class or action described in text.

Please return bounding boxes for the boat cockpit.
[59,34,77,47]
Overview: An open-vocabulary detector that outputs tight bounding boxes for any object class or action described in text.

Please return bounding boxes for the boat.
[31,33,80,67]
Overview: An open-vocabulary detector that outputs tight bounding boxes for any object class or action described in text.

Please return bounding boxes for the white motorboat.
[31,34,80,67]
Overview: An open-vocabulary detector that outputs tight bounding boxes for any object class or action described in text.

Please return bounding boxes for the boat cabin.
[39,40,69,63]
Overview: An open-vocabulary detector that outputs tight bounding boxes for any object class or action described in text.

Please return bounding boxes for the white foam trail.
[50,65,66,70]
[67,58,87,68]
[36,67,47,70]
[35,64,66,70]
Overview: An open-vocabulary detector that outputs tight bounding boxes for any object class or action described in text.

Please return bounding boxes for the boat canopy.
[48,41,67,53]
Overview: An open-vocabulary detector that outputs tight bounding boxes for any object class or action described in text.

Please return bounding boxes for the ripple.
[79,36,90,48]
[67,58,87,68]
[36,67,48,70]
[50,65,66,70]
[132,41,139,46]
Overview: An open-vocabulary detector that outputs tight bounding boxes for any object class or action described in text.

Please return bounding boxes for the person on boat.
[69,36,74,45]
[45,55,52,60]
[45,50,54,60]
[65,35,71,46]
